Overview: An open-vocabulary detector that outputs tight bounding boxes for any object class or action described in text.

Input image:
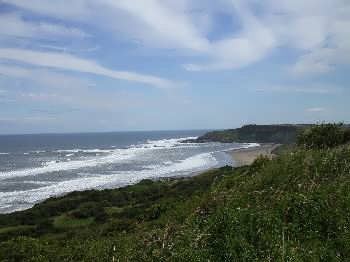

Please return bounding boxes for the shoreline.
[227,143,280,167]
[1,143,279,214]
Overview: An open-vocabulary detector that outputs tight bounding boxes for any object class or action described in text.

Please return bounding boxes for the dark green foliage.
[192,124,306,144]
[164,147,350,261]
[236,124,302,144]
[0,237,51,262]
[297,123,349,149]
[1,142,350,261]
[271,143,295,155]
[344,128,350,144]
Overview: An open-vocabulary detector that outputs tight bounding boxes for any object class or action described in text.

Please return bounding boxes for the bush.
[101,219,135,235]
[344,128,350,144]
[0,237,50,261]
[297,123,348,149]
[36,219,54,235]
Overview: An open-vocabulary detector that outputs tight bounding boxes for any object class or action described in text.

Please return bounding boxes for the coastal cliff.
[187,124,307,144]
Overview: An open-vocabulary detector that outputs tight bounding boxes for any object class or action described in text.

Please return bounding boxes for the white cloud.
[3,0,276,71]
[2,0,90,19]
[290,55,333,76]
[0,13,89,39]
[17,90,117,110]
[306,107,326,112]
[0,65,153,110]
[0,64,91,89]
[0,48,174,88]
[262,0,350,76]
[256,84,343,94]
[0,116,57,123]
[4,0,350,74]
[103,0,210,52]
[184,13,276,71]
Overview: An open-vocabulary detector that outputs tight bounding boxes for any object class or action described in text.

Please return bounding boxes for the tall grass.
[1,124,350,261]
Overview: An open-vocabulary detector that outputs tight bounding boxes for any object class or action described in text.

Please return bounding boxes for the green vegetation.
[1,124,350,261]
[190,124,307,144]
[53,214,94,229]
[297,123,350,149]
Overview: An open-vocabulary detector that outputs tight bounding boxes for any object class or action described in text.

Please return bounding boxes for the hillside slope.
[1,145,350,261]
[190,124,308,144]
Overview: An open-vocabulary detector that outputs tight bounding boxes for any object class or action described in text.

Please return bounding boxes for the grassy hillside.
[190,124,307,144]
[193,124,350,144]
[1,148,350,260]
[1,124,350,261]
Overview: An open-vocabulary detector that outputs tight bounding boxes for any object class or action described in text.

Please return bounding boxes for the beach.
[0,131,241,213]
[227,143,280,167]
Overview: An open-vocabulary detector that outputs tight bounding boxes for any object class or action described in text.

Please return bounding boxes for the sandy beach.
[227,143,280,167]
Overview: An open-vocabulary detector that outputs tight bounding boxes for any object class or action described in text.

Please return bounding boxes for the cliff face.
[193,124,307,144]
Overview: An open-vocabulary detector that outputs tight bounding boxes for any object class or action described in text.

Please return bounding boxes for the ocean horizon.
[0,130,257,213]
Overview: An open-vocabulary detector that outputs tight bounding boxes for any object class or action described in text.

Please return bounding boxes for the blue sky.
[0,0,349,134]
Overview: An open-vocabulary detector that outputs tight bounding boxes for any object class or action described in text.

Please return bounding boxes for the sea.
[0,130,258,213]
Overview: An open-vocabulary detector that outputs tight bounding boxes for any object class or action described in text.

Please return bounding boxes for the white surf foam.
[30,150,46,154]
[56,149,113,153]
[0,152,217,212]
[0,140,262,213]
[0,136,199,181]
[241,143,260,148]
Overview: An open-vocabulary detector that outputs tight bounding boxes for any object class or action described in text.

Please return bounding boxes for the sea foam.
[0,151,216,213]
[0,136,198,181]
[0,136,259,213]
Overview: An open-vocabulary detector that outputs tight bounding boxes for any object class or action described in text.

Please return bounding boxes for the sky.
[0,0,349,134]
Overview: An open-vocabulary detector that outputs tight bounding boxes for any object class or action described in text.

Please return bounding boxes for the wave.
[240,143,260,149]
[0,139,261,213]
[56,149,114,153]
[30,150,46,154]
[139,152,217,177]
[0,136,199,181]
[0,152,217,213]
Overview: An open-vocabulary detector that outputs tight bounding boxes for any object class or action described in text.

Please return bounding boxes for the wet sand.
[227,144,280,167]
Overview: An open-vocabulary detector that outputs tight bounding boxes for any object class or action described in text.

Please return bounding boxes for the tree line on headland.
[186,123,350,144]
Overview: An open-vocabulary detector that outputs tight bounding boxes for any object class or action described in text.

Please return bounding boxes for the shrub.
[36,219,54,235]
[0,237,50,262]
[297,123,348,149]
[344,128,350,144]
[101,219,135,235]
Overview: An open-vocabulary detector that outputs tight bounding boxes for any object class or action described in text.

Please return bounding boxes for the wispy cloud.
[255,84,343,94]
[0,64,91,89]
[0,65,163,111]
[2,0,91,19]
[0,115,57,123]
[0,48,174,88]
[0,0,349,133]
[0,13,89,39]
[306,107,326,112]
[4,0,350,73]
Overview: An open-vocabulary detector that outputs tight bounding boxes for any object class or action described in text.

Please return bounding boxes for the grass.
[0,142,350,261]
[0,225,32,234]
[53,214,94,229]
